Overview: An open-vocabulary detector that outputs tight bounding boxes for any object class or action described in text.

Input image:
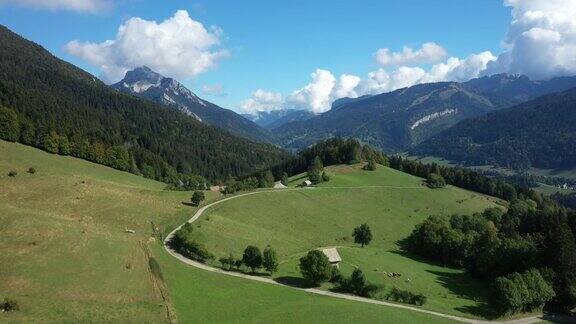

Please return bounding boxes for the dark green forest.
[412,88,576,170]
[0,25,288,186]
[406,199,576,315]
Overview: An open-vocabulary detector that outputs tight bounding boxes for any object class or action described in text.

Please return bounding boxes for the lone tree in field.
[353,223,373,247]
[191,191,205,206]
[299,250,332,286]
[242,245,263,273]
[262,247,279,274]
[364,159,377,171]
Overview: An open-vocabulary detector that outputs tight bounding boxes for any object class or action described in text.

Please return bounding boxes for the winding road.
[163,187,545,324]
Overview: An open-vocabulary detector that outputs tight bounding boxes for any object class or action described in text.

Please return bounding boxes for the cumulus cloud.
[0,0,111,12]
[375,42,447,67]
[240,0,576,114]
[65,10,229,83]
[241,70,362,114]
[240,89,284,113]
[484,0,576,79]
[201,84,227,98]
[360,51,495,95]
[289,69,337,113]
[241,51,495,114]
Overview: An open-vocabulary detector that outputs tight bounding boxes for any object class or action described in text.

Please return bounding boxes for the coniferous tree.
[262,247,279,274]
[0,105,19,142]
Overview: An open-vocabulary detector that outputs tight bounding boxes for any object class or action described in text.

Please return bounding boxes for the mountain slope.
[243,109,315,129]
[0,25,287,182]
[112,67,273,143]
[276,82,501,152]
[275,74,576,153]
[411,88,576,169]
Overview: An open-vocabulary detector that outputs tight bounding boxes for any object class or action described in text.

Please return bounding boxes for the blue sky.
[1,0,573,113]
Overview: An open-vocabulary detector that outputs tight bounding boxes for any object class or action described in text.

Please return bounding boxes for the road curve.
[163,187,542,324]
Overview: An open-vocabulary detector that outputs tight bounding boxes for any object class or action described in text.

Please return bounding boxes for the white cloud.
[239,0,576,114]
[375,42,447,67]
[360,51,495,95]
[484,0,576,79]
[289,69,337,113]
[65,10,229,83]
[0,0,111,12]
[333,74,361,99]
[241,70,362,114]
[201,84,227,97]
[240,89,284,113]
[239,51,495,114]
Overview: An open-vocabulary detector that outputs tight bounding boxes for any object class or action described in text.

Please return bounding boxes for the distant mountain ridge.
[112,67,273,143]
[275,74,576,152]
[243,109,315,129]
[411,87,576,170]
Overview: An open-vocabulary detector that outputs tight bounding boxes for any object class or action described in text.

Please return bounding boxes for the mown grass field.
[0,140,460,323]
[191,164,504,318]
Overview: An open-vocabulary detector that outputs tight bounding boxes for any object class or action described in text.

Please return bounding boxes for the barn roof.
[273,181,287,189]
[321,247,341,263]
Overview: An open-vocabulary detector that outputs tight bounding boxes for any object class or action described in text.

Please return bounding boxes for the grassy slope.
[155,245,453,324]
[0,141,456,323]
[192,164,503,318]
[0,141,212,322]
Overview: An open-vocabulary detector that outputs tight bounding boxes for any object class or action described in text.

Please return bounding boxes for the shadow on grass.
[389,248,495,319]
[541,312,576,323]
[181,201,198,207]
[217,267,272,277]
[274,276,316,289]
[426,269,493,319]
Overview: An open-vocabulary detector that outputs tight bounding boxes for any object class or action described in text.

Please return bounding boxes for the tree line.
[405,197,576,315]
[262,138,388,180]
[388,156,537,202]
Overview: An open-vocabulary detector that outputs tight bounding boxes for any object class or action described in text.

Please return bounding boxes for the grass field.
[0,140,462,323]
[190,164,503,319]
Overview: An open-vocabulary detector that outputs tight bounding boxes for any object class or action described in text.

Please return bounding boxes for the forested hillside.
[412,88,576,170]
[275,74,576,153]
[0,25,288,184]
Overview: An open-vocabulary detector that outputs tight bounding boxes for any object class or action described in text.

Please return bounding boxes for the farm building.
[320,247,342,268]
[273,181,287,189]
[301,180,312,187]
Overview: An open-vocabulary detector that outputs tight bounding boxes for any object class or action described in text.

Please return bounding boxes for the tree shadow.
[541,312,576,323]
[389,248,495,319]
[426,269,495,319]
[274,276,316,289]
[181,201,197,207]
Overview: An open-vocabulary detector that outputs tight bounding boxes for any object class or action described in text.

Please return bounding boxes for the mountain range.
[411,87,576,170]
[112,66,273,143]
[274,74,576,153]
[242,109,315,129]
[0,25,287,183]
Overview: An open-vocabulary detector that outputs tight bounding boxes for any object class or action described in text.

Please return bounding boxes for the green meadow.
[191,164,503,318]
[0,140,460,323]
